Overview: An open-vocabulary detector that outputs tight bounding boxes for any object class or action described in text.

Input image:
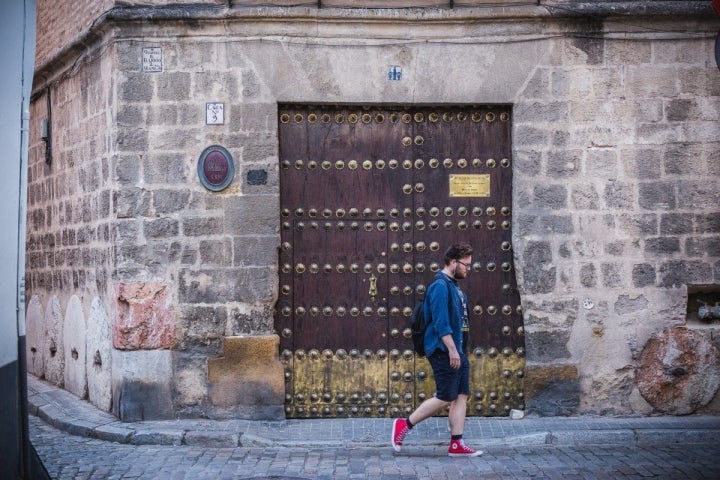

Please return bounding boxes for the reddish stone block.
[112,282,175,350]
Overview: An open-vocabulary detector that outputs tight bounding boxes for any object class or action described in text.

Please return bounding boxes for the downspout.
[17,0,36,477]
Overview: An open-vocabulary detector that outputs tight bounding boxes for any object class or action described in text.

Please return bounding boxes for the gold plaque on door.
[449,174,491,198]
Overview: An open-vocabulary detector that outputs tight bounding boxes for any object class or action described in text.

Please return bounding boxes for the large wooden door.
[276,105,525,418]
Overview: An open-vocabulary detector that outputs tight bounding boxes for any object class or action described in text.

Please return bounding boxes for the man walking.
[391,242,482,457]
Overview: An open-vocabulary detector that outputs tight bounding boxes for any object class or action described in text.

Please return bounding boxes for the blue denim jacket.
[422,271,468,357]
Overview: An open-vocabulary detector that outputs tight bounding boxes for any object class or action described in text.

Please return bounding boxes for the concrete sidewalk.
[27,375,720,450]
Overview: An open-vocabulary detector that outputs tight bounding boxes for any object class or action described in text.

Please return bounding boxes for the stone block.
[524,364,580,416]
[695,213,720,233]
[199,238,232,265]
[664,143,703,176]
[660,213,693,235]
[601,263,623,288]
[549,430,634,446]
[224,194,278,236]
[546,150,581,178]
[678,179,720,210]
[514,150,542,176]
[112,282,175,350]
[520,241,556,294]
[232,235,277,267]
[112,349,174,421]
[637,327,720,415]
[131,429,184,445]
[91,424,134,444]
[604,181,634,209]
[639,181,676,210]
[525,329,571,363]
[143,217,179,238]
[120,73,153,102]
[614,294,649,315]
[617,214,658,235]
[632,263,656,287]
[686,237,720,257]
[172,351,210,410]
[182,216,224,236]
[580,263,596,288]
[116,105,145,126]
[116,127,149,151]
[178,305,227,343]
[157,72,191,101]
[208,335,284,420]
[115,188,151,219]
[143,153,190,184]
[533,184,567,209]
[153,189,190,214]
[659,260,713,288]
[178,267,275,304]
[44,296,65,388]
[229,305,274,335]
[184,431,240,447]
[25,295,45,378]
[86,297,112,411]
[63,295,87,399]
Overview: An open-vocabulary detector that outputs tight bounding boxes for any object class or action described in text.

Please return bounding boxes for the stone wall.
[27,2,720,420]
[26,46,115,412]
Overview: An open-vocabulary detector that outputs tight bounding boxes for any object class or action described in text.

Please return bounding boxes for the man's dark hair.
[443,242,474,265]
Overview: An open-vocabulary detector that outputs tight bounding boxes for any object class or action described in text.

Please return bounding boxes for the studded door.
[276,105,525,419]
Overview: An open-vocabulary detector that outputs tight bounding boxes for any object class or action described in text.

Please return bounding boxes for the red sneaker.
[448,439,483,457]
[391,418,410,452]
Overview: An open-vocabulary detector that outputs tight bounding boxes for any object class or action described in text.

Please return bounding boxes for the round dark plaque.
[197,145,234,192]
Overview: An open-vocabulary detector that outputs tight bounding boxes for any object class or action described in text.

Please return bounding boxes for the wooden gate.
[276,105,525,418]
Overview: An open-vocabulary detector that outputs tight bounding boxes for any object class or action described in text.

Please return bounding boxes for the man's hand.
[448,349,461,369]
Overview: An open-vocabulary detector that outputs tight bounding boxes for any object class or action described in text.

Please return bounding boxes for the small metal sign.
[387,66,402,81]
[142,47,163,73]
[197,145,234,192]
[449,174,491,198]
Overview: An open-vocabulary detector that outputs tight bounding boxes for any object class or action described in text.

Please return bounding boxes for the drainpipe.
[17,0,36,477]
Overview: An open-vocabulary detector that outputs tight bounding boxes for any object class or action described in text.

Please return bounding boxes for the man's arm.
[440,334,461,369]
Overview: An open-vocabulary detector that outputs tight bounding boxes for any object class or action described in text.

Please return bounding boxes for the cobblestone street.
[30,416,720,480]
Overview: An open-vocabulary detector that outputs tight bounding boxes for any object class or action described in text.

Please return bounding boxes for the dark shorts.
[428,351,470,402]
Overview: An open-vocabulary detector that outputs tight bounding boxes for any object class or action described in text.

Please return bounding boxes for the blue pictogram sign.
[387,66,402,81]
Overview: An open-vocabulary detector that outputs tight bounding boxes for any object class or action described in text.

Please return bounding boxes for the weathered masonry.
[26,1,720,421]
